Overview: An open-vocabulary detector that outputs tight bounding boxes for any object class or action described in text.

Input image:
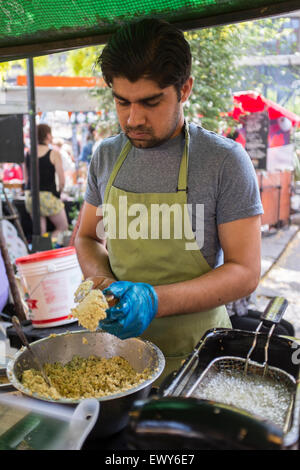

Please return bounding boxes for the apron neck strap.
[177,120,189,192]
[104,139,131,199]
[105,121,189,198]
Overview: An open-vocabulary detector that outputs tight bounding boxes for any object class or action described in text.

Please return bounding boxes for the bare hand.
[86,275,117,306]
[87,275,116,290]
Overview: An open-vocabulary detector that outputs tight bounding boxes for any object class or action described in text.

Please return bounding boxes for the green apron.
[103,123,231,382]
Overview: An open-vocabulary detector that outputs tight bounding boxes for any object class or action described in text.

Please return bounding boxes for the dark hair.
[227,130,239,141]
[98,19,191,99]
[37,124,51,145]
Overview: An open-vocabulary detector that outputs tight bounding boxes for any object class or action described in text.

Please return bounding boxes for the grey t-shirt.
[85,122,263,268]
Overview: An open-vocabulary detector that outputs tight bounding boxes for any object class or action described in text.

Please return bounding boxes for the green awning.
[0,0,299,61]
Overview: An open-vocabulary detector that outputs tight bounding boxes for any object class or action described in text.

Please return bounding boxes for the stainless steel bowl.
[6,330,165,437]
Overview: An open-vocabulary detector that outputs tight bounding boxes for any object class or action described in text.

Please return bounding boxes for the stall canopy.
[231,91,300,128]
[0,0,300,62]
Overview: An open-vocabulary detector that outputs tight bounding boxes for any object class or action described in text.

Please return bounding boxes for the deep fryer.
[127,297,300,450]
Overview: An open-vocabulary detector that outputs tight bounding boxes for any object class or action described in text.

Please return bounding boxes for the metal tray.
[160,328,300,448]
[6,330,165,438]
[126,328,300,450]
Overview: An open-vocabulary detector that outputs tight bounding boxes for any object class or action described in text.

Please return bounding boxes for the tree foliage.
[65,46,102,76]
[1,55,51,84]
[1,16,296,132]
[66,46,120,134]
[185,17,294,132]
[185,26,243,132]
[64,18,292,133]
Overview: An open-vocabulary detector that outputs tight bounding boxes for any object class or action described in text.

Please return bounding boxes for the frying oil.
[192,368,292,429]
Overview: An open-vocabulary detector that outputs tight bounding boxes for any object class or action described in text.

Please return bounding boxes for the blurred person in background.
[79,124,97,164]
[53,137,76,188]
[24,124,68,239]
[92,126,111,154]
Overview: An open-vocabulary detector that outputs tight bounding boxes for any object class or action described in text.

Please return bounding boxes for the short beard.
[125,127,158,149]
[127,135,167,149]
[125,106,182,149]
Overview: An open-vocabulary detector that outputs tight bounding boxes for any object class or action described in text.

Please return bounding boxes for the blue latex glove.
[99,281,158,339]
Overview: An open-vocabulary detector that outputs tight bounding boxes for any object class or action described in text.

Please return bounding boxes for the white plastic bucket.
[15,247,83,328]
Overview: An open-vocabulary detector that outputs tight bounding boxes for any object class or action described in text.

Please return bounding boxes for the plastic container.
[15,247,83,328]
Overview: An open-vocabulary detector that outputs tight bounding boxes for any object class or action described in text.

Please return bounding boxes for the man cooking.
[74,18,263,380]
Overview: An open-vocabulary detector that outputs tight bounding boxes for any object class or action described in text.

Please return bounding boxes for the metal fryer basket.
[160,298,300,448]
[182,298,296,433]
[195,355,295,387]
[186,355,295,435]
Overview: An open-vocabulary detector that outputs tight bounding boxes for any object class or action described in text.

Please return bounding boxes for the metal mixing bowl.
[6,330,165,438]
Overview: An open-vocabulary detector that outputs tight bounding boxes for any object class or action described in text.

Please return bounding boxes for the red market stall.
[228,91,300,228]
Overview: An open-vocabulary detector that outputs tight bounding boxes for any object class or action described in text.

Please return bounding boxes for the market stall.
[228,91,300,228]
[0,79,98,249]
